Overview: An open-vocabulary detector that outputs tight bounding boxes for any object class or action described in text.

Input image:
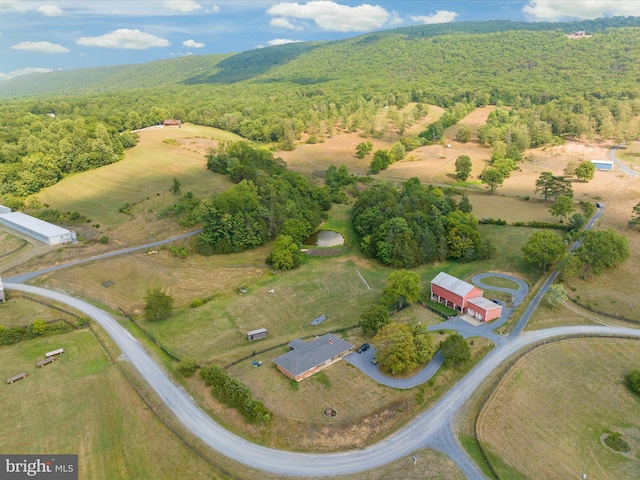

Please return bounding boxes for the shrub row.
[200,364,271,425]
[0,320,75,346]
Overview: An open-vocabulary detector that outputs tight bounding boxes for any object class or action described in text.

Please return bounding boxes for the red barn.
[430,272,501,322]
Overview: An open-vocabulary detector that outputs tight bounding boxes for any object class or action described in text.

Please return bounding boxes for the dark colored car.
[356,343,370,353]
[491,299,502,306]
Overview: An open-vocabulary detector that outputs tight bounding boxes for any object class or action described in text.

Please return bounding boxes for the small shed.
[310,315,327,326]
[247,328,267,341]
[6,372,27,384]
[591,160,614,171]
[163,119,182,127]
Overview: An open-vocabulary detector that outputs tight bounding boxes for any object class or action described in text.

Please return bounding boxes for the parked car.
[491,299,502,306]
[356,343,370,353]
[596,202,604,208]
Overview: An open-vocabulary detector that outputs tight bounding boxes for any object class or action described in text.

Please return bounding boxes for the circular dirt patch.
[322,407,338,418]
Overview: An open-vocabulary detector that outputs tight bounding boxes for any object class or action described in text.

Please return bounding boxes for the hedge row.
[200,364,271,425]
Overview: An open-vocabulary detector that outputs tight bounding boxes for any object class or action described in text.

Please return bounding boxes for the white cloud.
[270,16,303,30]
[267,38,304,46]
[0,67,53,81]
[11,41,70,53]
[523,0,640,21]
[37,4,63,16]
[183,39,205,48]
[210,4,220,13]
[77,29,170,49]
[267,1,390,32]
[411,10,458,25]
[163,0,202,13]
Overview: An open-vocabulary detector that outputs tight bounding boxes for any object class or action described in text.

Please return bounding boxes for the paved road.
[608,146,640,176]
[3,229,201,283]
[6,282,639,477]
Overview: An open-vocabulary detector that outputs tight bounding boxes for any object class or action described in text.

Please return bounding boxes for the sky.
[2,0,640,81]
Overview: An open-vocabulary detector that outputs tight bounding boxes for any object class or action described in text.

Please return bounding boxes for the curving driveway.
[608,146,640,177]
[6,282,640,478]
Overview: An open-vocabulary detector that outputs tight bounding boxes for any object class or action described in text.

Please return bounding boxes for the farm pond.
[303,230,344,247]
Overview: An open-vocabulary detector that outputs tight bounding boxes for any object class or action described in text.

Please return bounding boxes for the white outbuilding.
[0,211,76,245]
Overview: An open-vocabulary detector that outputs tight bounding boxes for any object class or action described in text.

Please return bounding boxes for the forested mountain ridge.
[2,17,640,99]
[0,53,231,98]
[4,17,640,203]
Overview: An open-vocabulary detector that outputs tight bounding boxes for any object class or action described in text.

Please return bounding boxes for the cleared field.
[0,295,77,328]
[0,330,219,479]
[35,124,240,231]
[277,104,445,179]
[0,231,27,257]
[477,338,640,480]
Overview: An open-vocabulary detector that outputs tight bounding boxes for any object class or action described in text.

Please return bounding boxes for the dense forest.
[353,179,488,267]
[200,142,330,254]
[3,18,640,203]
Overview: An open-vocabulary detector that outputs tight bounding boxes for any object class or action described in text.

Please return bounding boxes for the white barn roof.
[431,271,477,297]
[467,297,501,311]
[0,212,74,245]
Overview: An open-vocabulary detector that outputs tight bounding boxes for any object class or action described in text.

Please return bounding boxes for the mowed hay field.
[477,338,640,480]
[35,124,240,232]
[0,330,219,480]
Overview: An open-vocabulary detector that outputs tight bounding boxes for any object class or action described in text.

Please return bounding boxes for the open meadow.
[0,330,222,480]
[477,338,640,480]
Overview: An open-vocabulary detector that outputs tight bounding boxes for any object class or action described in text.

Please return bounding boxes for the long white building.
[0,275,4,302]
[0,211,76,245]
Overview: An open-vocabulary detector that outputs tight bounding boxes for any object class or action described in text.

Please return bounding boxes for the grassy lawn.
[477,338,640,480]
[35,124,241,231]
[0,330,220,479]
[0,294,78,328]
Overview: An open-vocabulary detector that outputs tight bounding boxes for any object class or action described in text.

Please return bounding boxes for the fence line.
[85,323,238,479]
[119,307,181,362]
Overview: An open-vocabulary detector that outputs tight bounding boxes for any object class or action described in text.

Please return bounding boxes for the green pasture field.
[35,124,241,230]
[0,330,219,480]
[0,295,77,329]
[477,338,640,480]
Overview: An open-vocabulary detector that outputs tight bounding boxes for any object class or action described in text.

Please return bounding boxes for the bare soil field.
[477,338,640,480]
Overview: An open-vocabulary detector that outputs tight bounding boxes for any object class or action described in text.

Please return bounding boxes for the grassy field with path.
[477,338,640,480]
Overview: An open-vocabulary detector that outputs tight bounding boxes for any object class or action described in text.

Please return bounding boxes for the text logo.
[1,455,77,479]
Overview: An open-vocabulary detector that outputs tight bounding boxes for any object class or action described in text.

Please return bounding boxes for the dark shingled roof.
[273,334,353,377]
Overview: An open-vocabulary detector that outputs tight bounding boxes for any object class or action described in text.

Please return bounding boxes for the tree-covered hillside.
[4,18,640,202]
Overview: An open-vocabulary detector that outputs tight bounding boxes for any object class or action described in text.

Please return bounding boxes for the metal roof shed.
[0,212,76,245]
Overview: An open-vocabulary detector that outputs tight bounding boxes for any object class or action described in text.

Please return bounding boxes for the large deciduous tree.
[374,323,418,375]
[549,195,575,223]
[144,288,174,321]
[575,161,595,182]
[522,230,565,271]
[439,333,471,368]
[535,172,573,200]
[381,270,422,310]
[266,234,302,271]
[360,304,391,335]
[480,167,504,193]
[455,155,472,181]
[574,229,630,279]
